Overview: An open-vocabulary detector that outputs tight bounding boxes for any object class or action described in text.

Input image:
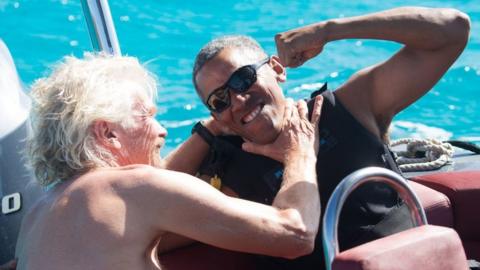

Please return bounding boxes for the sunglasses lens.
[228,66,256,92]
[212,99,229,113]
[208,88,230,113]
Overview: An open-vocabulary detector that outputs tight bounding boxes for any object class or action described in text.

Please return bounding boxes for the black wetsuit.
[198,86,413,269]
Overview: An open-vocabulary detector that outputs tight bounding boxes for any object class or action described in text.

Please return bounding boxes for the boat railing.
[322,167,428,270]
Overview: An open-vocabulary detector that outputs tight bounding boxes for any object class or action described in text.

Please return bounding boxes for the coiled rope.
[390,138,454,172]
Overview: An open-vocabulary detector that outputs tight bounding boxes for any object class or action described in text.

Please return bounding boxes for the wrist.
[191,121,215,145]
[284,152,317,181]
[285,149,317,164]
[320,19,335,43]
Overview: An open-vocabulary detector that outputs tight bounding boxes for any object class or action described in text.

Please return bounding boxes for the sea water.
[1,0,478,154]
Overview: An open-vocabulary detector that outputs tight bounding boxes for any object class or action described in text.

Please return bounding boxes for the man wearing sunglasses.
[190,7,470,269]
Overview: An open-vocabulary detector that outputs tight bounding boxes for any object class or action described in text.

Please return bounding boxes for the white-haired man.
[14,54,324,270]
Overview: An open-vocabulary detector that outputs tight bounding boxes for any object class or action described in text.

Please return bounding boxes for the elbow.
[450,9,470,44]
[440,8,471,46]
[274,233,316,260]
[282,236,316,259]
[275,209,318,259]
[280,232,316,259]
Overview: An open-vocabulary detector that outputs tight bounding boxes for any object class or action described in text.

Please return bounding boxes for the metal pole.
[322,167,427,270]
[80,0,121,55]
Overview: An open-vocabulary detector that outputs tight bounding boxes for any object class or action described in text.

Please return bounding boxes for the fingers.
[282,98,294,126]
[285,98,294,111]
[275,33,299,67]
[276,46,303,68]
[242,141,268,156]
[310,95,324,154]
[275,29,324,68]
[310,95,323,125]
[302,46,323,62]
[288,55,304,68]
[241,141,264,155]
[288,46,323,68]
[297,99,308,120]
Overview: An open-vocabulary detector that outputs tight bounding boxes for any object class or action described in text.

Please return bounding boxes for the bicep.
[337,43,466,134]
[370,44,464,119]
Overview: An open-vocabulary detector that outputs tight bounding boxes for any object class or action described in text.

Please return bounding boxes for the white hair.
[27,53,158,186]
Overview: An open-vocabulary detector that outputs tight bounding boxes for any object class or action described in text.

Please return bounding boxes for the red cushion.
[411,171,480,241]
[408,181,453,228]
[332,225,468,270]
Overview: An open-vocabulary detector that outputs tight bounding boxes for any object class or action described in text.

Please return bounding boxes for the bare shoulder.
[99,165,210,191]
[75,165,208,210]
[55,166,167,216]
[65,166,228,236]
[72,165,164,192]
[55,166,179,239]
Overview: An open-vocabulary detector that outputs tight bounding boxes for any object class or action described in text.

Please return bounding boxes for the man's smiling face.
[195,47,287,144]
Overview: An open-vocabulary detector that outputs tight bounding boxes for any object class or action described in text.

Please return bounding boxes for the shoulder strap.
[310,82,328,98]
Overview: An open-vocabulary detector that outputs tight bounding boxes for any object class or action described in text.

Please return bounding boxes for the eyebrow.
[133,102,157,116]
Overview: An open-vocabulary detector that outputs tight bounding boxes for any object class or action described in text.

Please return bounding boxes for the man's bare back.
[16,166,165,270]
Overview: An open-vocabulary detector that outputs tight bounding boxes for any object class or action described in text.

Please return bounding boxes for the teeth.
[243,105,262,124]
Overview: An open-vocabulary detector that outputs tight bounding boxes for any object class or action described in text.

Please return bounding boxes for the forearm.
[163,134,210,174]
[322,7,469,50]
[163,121,219,174]
[147,168,317,258]
[272,152,320,240]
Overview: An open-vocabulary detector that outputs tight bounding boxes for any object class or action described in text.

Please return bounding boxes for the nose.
[155,120,168,138]
[230,91,249,113]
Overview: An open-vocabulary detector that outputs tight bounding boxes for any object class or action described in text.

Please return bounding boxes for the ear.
[270,55,287,83]
[92,120,122,150]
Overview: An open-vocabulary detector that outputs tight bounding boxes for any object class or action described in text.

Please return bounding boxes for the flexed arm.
[275,7,470,137]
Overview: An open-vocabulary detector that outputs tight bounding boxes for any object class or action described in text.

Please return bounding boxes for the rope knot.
[390,138,453,172]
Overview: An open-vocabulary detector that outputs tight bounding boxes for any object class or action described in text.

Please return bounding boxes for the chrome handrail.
[80,0,121,55]
[322,167,427,270]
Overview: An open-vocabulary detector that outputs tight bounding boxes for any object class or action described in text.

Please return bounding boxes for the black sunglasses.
[205,56,270,113]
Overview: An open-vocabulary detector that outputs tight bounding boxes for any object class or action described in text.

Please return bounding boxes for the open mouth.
[241,103,264,125]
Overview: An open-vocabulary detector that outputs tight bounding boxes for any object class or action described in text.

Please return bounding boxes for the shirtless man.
[14,54,323,269]
[191,7,470,269]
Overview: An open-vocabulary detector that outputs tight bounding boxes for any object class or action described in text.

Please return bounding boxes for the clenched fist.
[275,22,327,68]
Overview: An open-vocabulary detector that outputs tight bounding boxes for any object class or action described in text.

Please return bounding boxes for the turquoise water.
[1,0,479,154]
